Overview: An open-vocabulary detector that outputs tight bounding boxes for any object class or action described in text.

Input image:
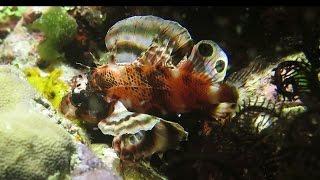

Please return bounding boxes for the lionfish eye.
[84,93,111,119]
[198,42,213,57]
[129,135,137,144]
[70,90,86,107]
[215,59,226,73]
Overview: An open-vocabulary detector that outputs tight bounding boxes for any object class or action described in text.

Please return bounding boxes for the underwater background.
[0,6,320,180]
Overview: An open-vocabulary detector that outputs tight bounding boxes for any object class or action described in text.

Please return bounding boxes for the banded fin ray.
[136,38,175,68]
[105,15,193,64]
[177,60,213,83]
[186,40,229,83]
[112,118,188,161]
[98,102,188,160]
[226,59,270,88]
[98,101,161,136]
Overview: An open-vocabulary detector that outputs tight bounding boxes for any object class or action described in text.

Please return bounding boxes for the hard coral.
[0,65,36,113]
[0,110,75,180]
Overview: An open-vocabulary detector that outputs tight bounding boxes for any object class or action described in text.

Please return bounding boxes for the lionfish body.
[86,16,238,118]
[89,56,238,117]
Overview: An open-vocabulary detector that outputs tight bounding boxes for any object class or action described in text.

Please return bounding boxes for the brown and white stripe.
[105,15,193,64]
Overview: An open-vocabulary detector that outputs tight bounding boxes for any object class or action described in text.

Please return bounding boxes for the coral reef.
[0,110,75,180]
[0,6,27,40]
[0,18,39,65]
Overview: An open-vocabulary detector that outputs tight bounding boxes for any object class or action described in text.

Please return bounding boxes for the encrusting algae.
[23,67,69,109]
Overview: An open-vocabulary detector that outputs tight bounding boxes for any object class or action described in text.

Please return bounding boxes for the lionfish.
[60,16,238,160]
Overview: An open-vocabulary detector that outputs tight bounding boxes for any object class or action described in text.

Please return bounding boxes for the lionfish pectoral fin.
[105,15,193,65]
[225,58,270,88]
[111,118,188,161]
[98,101,161,136]
[97,101,187,160]
[187,40,229,83]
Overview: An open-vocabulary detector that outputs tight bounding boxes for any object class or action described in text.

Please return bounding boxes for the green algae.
[30,7,77,64]
[0,6,27,23]
[23,67,69,109]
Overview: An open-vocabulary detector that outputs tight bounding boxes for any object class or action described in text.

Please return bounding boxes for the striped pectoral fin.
[98,101,187,160]
[98,107,160,137]
[98,101,163,137]
[105,15,193,65]
[112,119,188,161]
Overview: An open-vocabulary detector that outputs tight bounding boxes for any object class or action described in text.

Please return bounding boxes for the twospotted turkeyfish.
[60,15,238,160]
[88,40,238,119]
[88,16,238,120]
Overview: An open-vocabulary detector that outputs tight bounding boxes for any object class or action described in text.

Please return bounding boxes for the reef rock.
[71,143,121,180]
